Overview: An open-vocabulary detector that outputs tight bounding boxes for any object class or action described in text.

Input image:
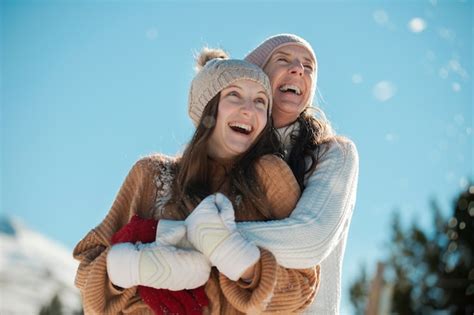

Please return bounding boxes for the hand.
[107,224,211,290]
[185,193,260,281]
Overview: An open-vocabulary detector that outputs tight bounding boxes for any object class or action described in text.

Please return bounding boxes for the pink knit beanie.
[244,34,318,107]
[244,34,317,69]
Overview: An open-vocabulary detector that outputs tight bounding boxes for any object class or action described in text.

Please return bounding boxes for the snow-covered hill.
[0,216,82,314]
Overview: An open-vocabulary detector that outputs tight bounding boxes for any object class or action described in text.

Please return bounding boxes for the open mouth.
[228,122,252,135]
[279,84,302,95]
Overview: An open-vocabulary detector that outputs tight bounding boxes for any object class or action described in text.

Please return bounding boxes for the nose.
[289,60,304,76]
[240,99,255,116]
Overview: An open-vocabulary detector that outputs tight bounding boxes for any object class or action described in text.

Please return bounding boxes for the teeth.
[279,84,301,95]
[228,122,252,133]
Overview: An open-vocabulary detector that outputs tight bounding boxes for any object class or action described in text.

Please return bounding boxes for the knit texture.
[73,154,320,314]
[244,34,317,70]
[244,33,318,109]
[188,58,272,126]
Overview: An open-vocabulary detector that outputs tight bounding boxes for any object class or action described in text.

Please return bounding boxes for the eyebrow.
[257,93,269,101]
[224,84,243,90]
[224,85,268,96]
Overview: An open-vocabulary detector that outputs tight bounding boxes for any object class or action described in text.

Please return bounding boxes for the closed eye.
[227,91,240,98]
[255,98,268,110]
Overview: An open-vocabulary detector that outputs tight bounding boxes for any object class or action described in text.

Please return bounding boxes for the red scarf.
[111,215,209,314]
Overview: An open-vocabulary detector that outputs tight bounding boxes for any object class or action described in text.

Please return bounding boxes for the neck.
[207,155,234,193]
[272,113,298,128]
[208,155,235,170]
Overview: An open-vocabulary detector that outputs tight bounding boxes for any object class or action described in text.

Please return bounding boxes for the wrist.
[210,232,260,281]
[240,263,256,282]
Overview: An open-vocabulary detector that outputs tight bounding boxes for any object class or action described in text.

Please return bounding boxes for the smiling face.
[263,44,316,128]
[207,79,270,160]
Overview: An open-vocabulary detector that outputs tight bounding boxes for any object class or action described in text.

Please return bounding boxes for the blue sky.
[1,0,472,313]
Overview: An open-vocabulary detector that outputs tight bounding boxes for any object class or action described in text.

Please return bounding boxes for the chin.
[231,146,251,157]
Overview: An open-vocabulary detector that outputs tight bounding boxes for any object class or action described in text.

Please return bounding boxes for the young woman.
[159,34,360,314]
[73,49,320,314]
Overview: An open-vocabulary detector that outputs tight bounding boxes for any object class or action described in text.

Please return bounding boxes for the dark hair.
[286,107,335,191]
[169,93,282,219]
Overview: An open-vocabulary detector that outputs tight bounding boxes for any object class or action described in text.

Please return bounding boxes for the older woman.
[160,34,359,314]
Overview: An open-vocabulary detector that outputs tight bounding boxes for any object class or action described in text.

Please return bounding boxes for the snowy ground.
[0,216,82,314]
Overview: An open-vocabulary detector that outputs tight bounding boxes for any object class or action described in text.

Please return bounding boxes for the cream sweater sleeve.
[236,138,359,269]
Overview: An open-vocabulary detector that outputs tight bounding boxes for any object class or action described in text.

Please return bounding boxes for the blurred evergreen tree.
[39,294,63,315]
[349,184,474,314]
[38,294,84,315]
[349,264,369,315]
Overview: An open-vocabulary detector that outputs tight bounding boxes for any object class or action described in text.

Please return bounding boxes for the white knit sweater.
[236,123,359,314]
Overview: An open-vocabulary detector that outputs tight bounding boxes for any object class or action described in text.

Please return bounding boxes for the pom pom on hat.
[194,47,229,71]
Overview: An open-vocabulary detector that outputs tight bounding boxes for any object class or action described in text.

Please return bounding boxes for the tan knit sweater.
[73,154,320,314]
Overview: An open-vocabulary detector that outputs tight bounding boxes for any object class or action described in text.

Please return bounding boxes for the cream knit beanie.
[244,34,318,108]
[188,49,272,127]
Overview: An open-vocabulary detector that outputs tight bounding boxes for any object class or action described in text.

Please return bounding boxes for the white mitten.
[107,224,211,290]
[156,219,193,249]
[185,193,260,281]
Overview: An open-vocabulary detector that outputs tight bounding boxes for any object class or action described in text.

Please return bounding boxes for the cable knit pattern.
[73,154,319,314]
[236,127,359,314]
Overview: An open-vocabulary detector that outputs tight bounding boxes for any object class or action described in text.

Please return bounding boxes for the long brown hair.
[169,93,282,219]
[286,106,337,191]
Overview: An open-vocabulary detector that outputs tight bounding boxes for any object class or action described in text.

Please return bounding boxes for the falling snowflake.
[439,67,449,79]
[452,82,461,92]
[373,81,396,102]
[408,18,427,33]
[352,74,363,84]
[449,59,461,71]
[448,58,469,79]
[385,133,398,142]
[459,177,469,190]
[373,9,389,26]
[438,27,455,41]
